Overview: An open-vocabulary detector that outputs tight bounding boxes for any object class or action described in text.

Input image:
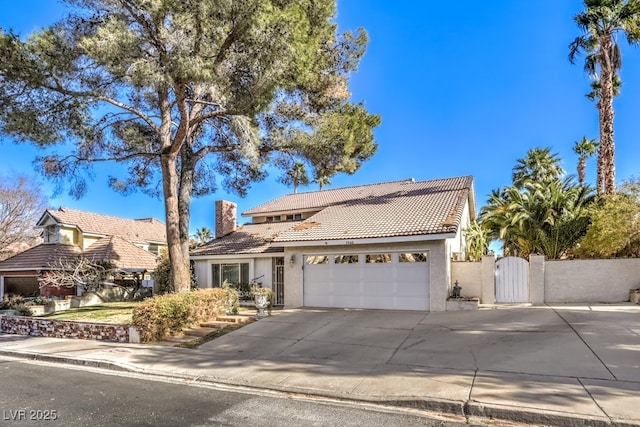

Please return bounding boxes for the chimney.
[215,200,237,239]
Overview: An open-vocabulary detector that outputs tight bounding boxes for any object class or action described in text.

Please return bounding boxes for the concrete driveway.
[2,303,639,425]
[196,303,640,424]
[201,304,640,382]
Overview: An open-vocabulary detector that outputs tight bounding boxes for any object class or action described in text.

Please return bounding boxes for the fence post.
[481,255,496,304]
[529,255,545,305]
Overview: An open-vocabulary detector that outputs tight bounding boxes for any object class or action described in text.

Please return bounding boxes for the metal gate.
[495,256,529,303]
[272,257,285,306]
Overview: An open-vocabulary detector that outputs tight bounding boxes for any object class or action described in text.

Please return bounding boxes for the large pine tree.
[0,0,380,290]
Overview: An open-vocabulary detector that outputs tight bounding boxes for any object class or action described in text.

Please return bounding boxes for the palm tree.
[573,136,599,186]
[190,227,213,248]
[287,163,309,194]
[481,181,594,259]
[569,0,640,195]
[481,148,594,259]
[314,173,331,190]
[512,147,564,188]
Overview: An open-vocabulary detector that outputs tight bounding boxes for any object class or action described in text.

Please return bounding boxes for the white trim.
[191,252,282,261]
[0,268,42,272]
[82,231,107,238]
[277,233,455,247]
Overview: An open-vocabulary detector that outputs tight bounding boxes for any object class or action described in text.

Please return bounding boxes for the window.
[43,225,58,244]
[399,253,428,263]
[266,216,273,222]
[366,253,391,263]
[212,263,249,287]
[306,255,329,265]
[286,213,303,221]
[334,254,359,264]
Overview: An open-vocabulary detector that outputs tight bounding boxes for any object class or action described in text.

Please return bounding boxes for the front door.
[272,257,285,306]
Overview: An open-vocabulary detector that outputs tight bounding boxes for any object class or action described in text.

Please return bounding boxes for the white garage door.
[303,252,429,311]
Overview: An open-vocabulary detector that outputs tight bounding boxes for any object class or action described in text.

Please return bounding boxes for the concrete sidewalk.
[1,304,639,426]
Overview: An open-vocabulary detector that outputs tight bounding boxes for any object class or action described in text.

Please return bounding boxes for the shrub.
[0,294,33,315]
[131,287,237,342]
[153,255,199,294]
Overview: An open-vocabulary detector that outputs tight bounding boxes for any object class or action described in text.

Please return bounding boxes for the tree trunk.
[160,151,191,292]
[599,37,616,195]
[577,157,586,186]
[178,144,195,268]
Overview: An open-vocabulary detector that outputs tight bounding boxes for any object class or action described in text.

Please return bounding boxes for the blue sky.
[1,1,640,234]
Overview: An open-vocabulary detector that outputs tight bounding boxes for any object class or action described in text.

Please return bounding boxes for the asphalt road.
[0,356,481,427]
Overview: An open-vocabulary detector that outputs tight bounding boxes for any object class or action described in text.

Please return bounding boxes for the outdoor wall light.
[289,254,296,266]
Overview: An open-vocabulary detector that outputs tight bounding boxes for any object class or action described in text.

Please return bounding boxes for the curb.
[2,349,639,427]
[0,349,134,373]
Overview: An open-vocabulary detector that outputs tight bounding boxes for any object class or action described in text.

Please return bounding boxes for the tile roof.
[40,207,166,244]
[0,244,82,271]
[195,176,475,255]
[84,236,159,271]
[273,176,473,242]
[243,177,471,216]
[0,239,159,272]
[191,221,300,256]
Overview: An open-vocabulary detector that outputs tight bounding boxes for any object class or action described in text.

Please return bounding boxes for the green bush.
[131,288,238,342]
[0,295,33,315]
[153,255,199,294]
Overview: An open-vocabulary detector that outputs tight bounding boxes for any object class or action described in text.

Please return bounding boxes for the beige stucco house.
[0,207,166,298]
[191,176,476,311]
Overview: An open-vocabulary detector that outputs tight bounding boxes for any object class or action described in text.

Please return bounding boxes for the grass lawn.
[41,301,138,324]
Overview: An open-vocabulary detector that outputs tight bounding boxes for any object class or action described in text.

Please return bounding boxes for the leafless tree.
[0,175,48,259]
[39,256,115,292]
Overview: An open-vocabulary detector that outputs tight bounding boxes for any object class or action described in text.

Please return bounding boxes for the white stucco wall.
[253,258,274,288]
[544,258,640,303]
[449,201,471,260]
[193,260,210,288]
[451,261,482,298]
[283,240,450,311]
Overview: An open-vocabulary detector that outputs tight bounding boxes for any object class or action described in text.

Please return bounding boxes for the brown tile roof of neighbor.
[0,244,82,271]
[0,238,158,272]
[84,236,159,271]
[40,207,166,244]
[191,221,302,256]
[273,176,473,242]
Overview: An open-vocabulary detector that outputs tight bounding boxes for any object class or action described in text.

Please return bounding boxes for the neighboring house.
[191,176,476,311]
[0,207,167,298]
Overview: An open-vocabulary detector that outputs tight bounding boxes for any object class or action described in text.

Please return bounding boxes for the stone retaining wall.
[0,315,131,343]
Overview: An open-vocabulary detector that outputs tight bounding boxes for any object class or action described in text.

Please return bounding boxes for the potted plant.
[250,285,274,318]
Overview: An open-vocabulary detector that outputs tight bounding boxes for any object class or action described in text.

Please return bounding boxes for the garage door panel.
[334,267,361,282]
[396,281,423,295]
[304,252,429,311]
[334,283,360,296]
[395,296,427,311]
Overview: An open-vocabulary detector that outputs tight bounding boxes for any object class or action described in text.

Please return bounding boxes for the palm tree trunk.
[599,38,616,195]
[577,157,586,186]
